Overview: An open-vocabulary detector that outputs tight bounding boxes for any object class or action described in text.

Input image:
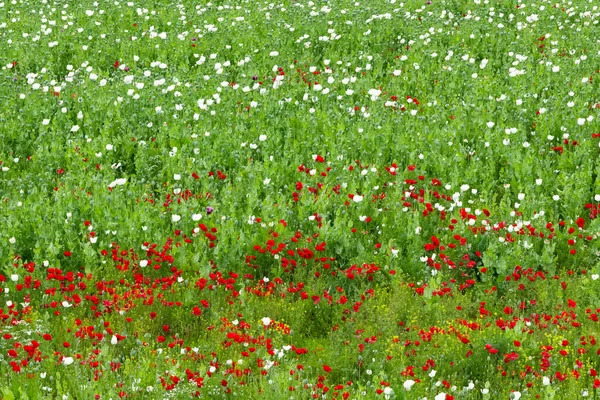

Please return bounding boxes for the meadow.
[1,0,600,398]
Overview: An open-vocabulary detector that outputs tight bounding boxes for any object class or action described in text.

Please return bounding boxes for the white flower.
[62,301,72,307]
[263,178,271,185]
[106,144,114,151]
[10,274,18,282]
[403,380,415,391]
[261,317,272,326]
[577,118,586,126]
[435,393,446,400]
[70,125,80,132]
[353,195,363,203]
[63,357,74,365]
[595,194,600,202]
[139,260,148,268]
[487,121,495,128]
[511,391,521,400]
[552,66,560,72]
[259,134,267,141]
[536,179,543,185]
[518,193,525,200]
[111,335,118,345]
[460,184,470,192]
[42,119,51,126]
[542,376,550,385]
[383,387,393,395]
[108,178,126,188]
[174,174,181,181]
[192,214,203,221]
[171,215,181,222]
[553,195,560,201]
[269,51,279,57]
[368,88,382,100]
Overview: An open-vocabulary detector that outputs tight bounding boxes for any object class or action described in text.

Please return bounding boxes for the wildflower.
[403,380,415,390]
[543,376,550,385]
[108,178,127,188]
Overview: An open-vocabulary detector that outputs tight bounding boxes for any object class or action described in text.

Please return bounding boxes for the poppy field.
[1,0,600,398]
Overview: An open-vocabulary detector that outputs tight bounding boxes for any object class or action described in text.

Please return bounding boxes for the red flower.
[323,365,332,372]
[63,251,72,257]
